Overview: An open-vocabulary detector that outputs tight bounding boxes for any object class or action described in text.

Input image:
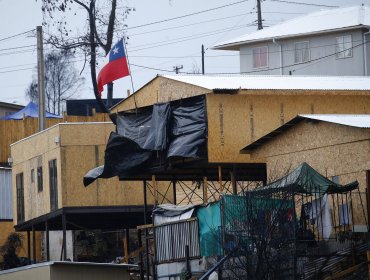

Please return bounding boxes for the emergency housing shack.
[84,75,370,279]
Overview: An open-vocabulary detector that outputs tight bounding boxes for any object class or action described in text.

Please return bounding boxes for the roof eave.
[213,25,370,51]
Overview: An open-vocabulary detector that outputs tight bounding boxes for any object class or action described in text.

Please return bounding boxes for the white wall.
[239,29,367,76]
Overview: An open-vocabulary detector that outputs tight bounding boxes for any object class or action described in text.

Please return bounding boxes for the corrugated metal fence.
[0,167,12,219]
[154,218,200,264]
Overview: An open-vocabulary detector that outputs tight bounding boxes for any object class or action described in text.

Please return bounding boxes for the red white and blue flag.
[97,38,130,96]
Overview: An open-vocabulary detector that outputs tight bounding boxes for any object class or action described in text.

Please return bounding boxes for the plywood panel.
[206,91,370,163]
[1,114,109,164]
[112,77,209,112]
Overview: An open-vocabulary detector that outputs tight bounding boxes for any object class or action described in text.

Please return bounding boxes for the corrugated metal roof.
[161,74,370,91]
[213,5,370,50]
[299,114,370,128]
[242,114,370,152]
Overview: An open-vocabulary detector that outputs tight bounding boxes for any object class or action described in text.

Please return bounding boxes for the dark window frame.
[16,173,25,223]
[37,166,43,192]
[49,159,58,211]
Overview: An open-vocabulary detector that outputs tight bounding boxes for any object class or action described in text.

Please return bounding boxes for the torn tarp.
[117,103,171,151]
[84,96,207,186]
[83,132,153,186]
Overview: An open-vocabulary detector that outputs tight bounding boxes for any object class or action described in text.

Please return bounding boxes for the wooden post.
[32,225,36,263]
[62,213,67,261]
[46,220,50,261]
[218,166,222,198]
[124,230,129,263]
[27,230,31,264]
[152,175,157,205]
[172,180,177,205]
[367,250,370,278]
[230,171,237,195]
[203,177,208,203]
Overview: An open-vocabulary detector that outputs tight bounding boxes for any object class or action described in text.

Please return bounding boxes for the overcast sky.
[0,0,367,106]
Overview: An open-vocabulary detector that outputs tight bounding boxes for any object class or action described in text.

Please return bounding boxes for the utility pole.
[201,44,205,74]
[257,0,263,30]
[36,26,46,131]
[173,65,183,74]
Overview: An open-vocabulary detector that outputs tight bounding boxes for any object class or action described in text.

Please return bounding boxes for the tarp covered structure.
[253,162,358,195]
[2,102,62,120]
[84,95,207,186]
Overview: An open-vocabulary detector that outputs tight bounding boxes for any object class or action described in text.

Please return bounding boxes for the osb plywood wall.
[10,122,173,223]
[206,91,370,163]
[112,77,209,112]
[0,114,110,164]
[248,121,370,227]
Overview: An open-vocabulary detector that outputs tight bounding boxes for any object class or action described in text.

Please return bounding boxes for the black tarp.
[84,96,207,186]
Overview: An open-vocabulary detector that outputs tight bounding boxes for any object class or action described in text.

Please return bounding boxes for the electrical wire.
[0,29,35,43]
[126,12,255,37]
[128,22,256,53]
[268,0,338,8]
[124,0,248,30]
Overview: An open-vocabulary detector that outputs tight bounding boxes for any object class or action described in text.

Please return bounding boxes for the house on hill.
[10,122,156,263]
[93,74,370,203]
[0,102,24,119]
[95,75,370,279]
[213,5,370,76]
[242,114,370,232]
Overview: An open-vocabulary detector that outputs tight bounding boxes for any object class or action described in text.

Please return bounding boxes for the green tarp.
[253,162,358,195]
[197,201,222,257]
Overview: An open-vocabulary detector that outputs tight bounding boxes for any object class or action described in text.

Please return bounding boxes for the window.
[294,41,310,63]
[49,159,58,211]
[31,169,35,183]
[16,173,25,223]
[252,46,268,68]
[336,35,352,59]
[37,166,43,192]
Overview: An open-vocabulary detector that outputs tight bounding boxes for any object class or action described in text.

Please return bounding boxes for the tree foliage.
[25,50,84,114]
[39,0,134,112]
[0,233,24,270]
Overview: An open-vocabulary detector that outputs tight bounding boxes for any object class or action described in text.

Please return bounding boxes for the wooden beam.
[203,176,208,203]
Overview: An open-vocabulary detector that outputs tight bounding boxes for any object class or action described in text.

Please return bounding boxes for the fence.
[154,218,200,264]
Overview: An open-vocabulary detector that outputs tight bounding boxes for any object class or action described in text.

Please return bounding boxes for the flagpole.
[122,36,135,94]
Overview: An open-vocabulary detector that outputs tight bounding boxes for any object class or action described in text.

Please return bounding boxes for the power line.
[0,44,36,52]
[130,63,174,73]
[129,22,256,52]
[268,0,338,8]
[0,29,35,43]
[125,0,248,30]
[126,12,255,37]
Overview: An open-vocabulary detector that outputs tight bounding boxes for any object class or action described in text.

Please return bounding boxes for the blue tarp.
[2,102,62,120]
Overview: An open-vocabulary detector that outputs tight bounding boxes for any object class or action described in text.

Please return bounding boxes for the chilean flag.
[97,39,130,96]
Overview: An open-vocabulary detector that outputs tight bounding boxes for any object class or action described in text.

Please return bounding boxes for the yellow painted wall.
[206,91,370,163]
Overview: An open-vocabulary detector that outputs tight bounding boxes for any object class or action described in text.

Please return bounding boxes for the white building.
[213,5,370,76]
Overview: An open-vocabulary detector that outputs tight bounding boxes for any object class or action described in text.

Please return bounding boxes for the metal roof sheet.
[299,114,370,128]
[213,5,370,49]
[161,74,370,91]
